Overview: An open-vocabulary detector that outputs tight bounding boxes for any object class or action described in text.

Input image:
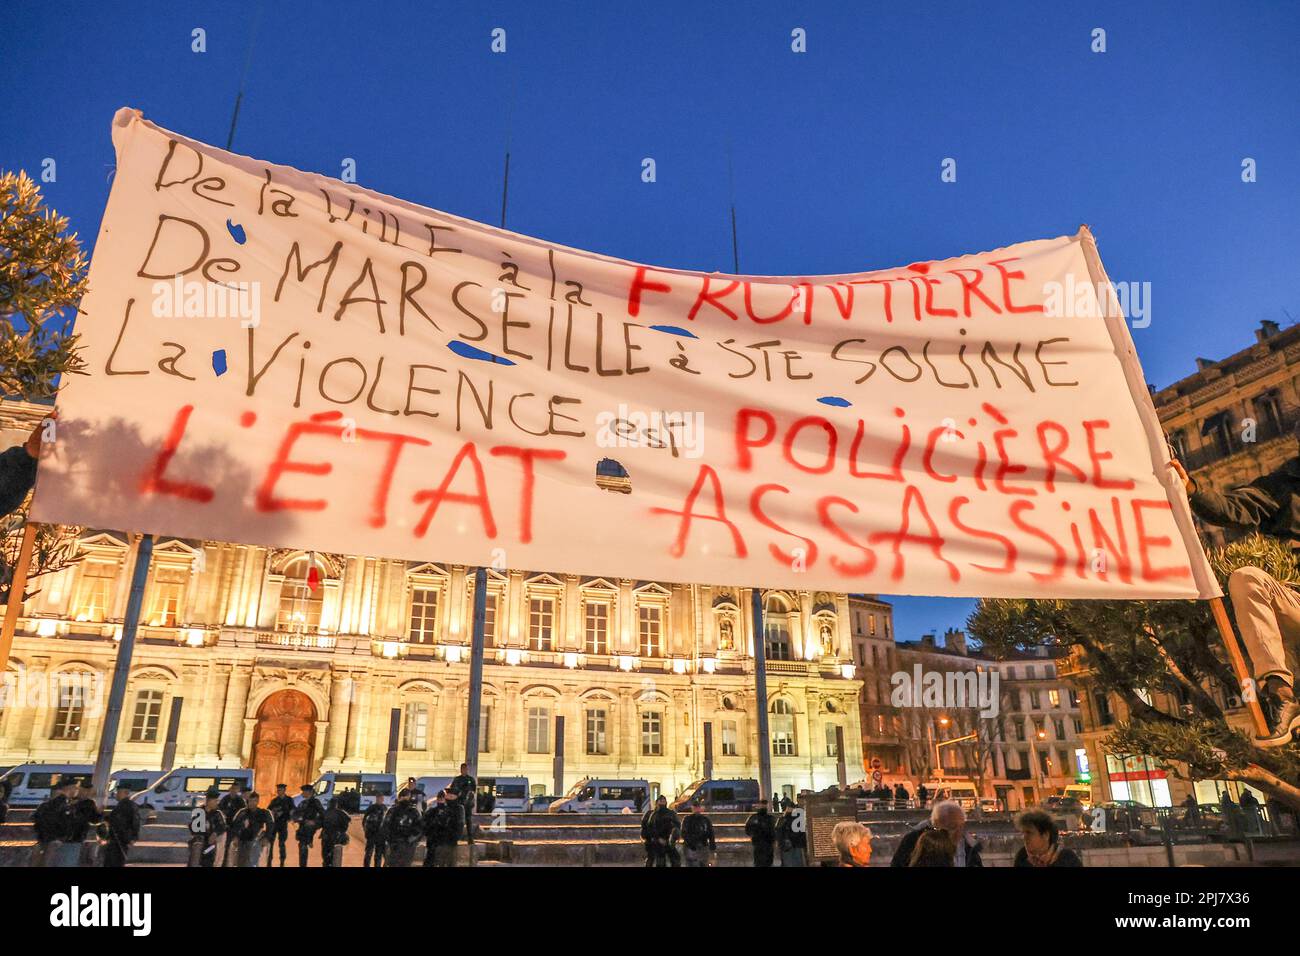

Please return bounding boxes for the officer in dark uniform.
[32,778,76,865]
[188,790,227,867]
[382,788,424,867]
[362,792,388,867]
[642,795,681,867]
[745,799,777,867]
[448,763,476,842]
[321,797,351,867]
[291,784,326,867]
[230,792,275,867]
[266,783,295,867]
[102,785,142,867]
[216,783,246,865]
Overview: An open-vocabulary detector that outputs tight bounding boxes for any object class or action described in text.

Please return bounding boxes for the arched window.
[770,698,796,756]
[277,557,324,634]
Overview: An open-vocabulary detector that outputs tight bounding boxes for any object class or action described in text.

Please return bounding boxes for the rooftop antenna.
[226,5,264,151]
[726,137,740,274]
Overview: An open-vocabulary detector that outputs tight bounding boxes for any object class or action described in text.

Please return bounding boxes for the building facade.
[0,403,864,803]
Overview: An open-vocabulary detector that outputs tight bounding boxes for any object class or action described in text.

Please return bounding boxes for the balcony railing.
[258,631,338,650]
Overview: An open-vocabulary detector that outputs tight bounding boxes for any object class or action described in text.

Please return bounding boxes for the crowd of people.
[828,799,1082,868]
[18,764,481,867]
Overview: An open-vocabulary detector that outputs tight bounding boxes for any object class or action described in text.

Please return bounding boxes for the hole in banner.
[595,457,632,495]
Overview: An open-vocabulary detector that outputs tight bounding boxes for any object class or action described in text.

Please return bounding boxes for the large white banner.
[31,109,1218,599]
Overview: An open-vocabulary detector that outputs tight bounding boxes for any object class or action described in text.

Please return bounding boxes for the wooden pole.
[1209,595,1270,738]
[751,588,773,802]
[0,521,38,672]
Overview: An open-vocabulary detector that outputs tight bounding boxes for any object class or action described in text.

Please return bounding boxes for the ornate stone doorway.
[251,689,318,796]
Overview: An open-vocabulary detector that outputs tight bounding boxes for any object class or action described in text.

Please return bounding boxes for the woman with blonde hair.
[831,820,873,867]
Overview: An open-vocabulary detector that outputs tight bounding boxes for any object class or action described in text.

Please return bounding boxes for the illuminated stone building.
[0,401,863,803]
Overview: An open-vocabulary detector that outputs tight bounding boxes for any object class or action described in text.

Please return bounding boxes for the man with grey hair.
[890,799,984,867]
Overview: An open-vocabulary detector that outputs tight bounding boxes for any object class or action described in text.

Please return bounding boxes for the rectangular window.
[1073,717,1084,734]
[638,604,663,657]
[825,724,841,758]
[868,615,876,636]
[527,706,550,753]
[408,586,439,644]
[584,602,609,655]
[52,678,86,740]
[640,711,662,756]
[75,561,117,623]
[721,720,737,756]
[478,706,492,753]
[1030,689,1042,709]
[1014,721,1026,742]
[483,592,498,644]
[128,689,164,742]
[585,708,608,755]
[1048,688,1061,708]
[149,566,187,627]
[529,596,555,651]
[403,701,429,750]
[1054,717,1066,739]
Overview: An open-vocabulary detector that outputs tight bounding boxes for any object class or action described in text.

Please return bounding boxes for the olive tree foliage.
[968,534,1300,811]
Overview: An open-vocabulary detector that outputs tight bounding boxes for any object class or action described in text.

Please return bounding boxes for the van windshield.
[564,779,589,798]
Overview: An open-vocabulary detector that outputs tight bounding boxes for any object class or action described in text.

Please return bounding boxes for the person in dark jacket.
[1013,809,1082,868]
[641,795,681,867]
[32,779,76,865]
[321,797,351,867]
[68,784,102,843]
[383,789,424,867]
[891,800,984,868]
[102,786,142,867]
[0,421,43,518]
[424,791,464,867]
[216,783,246,865]
[776,804,807,867]
[292,784,326,867]
[230,792,276,867]
[265,783,294,867]
[188,791,227,867]
[448,764,476,841]
[681,802,716,867]
[916,783,930,808]
[1173,456,1300,746]
[362,792,388,867]
[744,799,777,867]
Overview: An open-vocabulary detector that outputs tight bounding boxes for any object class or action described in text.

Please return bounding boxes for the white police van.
[300,772,395,812]
[133,768,254,810]
[0,764,94,805]
[105,769,164,805]
[548,778,650,813]
[478,776,529,812]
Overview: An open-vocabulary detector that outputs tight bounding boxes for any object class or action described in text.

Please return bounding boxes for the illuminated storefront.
[1104,754,1171,807]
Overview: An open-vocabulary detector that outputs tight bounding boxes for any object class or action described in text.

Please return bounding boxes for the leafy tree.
[968,534,1300,812]
[1,170,87,607]
[1,169,87,399]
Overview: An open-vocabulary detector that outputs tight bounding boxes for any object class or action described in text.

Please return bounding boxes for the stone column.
[344,668,368,765]
[324,670,352,764]
[205,663,232,761]
[217,663,251,764]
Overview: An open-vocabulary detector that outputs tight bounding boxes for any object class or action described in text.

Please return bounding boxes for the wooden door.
[251,690,317,796]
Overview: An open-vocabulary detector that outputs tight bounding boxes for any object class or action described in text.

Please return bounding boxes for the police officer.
[643,795,681,867]
[745,799,777,868]
[230,792,276,867]
[383,788,424,867]
[217,783,246,865]
[321,797,351,867]
[291,784,326,867]
[102,785,142,867]
[448,763,476,840]
[266,783,294,867]
[188,790,227,867]
[422,790,449,868]
[32,778,76,866]
[362,792,388,867]
[681,801,716,867]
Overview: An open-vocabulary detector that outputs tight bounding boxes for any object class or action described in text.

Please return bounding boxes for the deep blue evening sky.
[4,0,1298,643]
